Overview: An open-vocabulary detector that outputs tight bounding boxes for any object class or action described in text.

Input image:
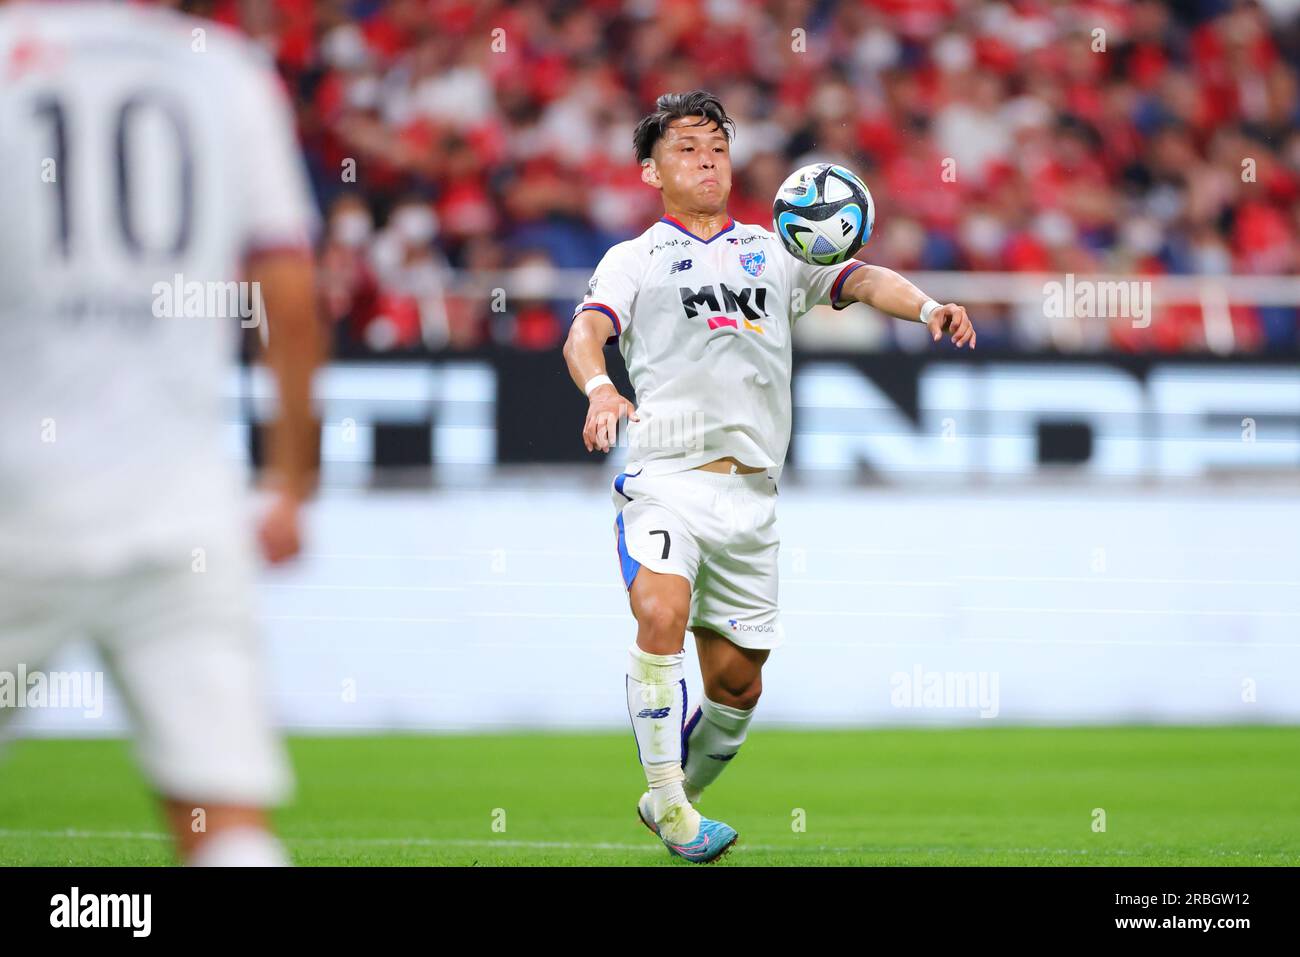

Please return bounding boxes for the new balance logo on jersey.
[636,707,671,719]
[670,259,693,274]
[680,283,769,333]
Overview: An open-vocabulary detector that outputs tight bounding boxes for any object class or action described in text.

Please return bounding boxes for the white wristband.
[919,299,942,324]
[584,374,614,397]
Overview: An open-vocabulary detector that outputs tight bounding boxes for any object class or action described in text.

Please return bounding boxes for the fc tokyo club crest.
[739,251,765,277]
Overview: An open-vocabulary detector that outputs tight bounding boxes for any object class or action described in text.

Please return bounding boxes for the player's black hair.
[633,91,736,164]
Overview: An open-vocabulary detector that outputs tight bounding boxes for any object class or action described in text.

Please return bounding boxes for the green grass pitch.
[1,726,1297,865]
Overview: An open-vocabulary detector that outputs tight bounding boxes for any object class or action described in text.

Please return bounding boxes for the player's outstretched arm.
[249,249,324,563]
[563,308,639,453]
[839,264,976,349]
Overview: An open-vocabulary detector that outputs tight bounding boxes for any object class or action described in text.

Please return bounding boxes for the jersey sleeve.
[572,241,640,341]
[231,55,320,257]
[788,257,867,319]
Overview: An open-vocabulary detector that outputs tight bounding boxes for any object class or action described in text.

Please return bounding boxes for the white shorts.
[0,542,292,807]
[612,466,785,650]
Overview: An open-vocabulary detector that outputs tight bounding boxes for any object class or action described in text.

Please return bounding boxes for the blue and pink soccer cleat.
[637,792,738,864]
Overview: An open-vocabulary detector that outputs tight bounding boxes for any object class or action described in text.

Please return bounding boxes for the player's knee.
[635,594,689,651]
[713,674,762,711]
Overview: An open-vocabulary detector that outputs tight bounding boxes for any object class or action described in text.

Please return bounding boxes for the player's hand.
[583,384,639,453]
[927,303,976,349]
[257,491,304,564]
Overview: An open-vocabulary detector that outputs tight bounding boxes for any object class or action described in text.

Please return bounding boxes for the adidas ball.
[772,163,875,265]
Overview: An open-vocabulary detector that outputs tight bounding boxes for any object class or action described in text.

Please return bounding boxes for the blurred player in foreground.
[564,91,975,862]
[0,1,321,865]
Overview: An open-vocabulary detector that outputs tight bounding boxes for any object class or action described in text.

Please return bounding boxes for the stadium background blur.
[186,0,1300,355]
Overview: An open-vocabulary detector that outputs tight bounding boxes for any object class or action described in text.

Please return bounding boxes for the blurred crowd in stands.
[202,0,1300,354]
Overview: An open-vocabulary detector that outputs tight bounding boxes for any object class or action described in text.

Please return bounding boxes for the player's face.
[644,117,732,213]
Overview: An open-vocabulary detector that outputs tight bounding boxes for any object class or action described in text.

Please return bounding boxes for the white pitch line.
[0,830,1265,858]
[0,829,668,852]
[284,837,1010,854]
[0,828,168,842]
[297,837,662,851]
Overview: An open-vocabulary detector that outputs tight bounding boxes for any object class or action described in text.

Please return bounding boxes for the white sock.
[186,826,290,867]
[683,697,755,803]
[626,645,699,843]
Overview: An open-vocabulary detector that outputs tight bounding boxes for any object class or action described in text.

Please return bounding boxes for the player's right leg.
[627,566,693,831]
[614,470,737,862]
[95,547,293,866]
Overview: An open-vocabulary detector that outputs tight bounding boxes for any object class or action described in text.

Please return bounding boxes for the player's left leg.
[683,627,767,803]
[683,468,783,805]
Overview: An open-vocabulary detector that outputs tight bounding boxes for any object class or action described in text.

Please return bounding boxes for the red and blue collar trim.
[659,214,736,244]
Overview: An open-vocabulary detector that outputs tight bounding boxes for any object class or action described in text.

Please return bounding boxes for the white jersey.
[575,216,864,476]
[0,3,317,574]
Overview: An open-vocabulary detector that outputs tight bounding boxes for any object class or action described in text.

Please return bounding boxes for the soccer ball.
[772,163,875,265]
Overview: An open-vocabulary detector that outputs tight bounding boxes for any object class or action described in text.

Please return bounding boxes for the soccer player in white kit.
[0,2,322,865]
[563,91,976,862]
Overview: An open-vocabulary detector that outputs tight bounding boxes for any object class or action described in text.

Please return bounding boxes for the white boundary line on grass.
[0,829,1271,858]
